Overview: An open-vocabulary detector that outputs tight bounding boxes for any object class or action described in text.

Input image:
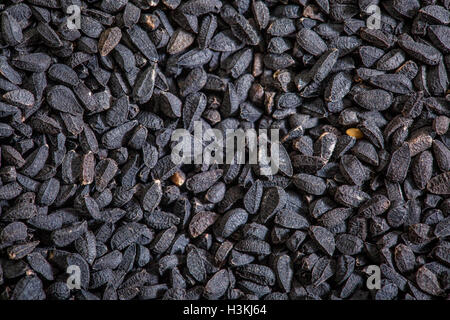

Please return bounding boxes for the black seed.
[293,173,327,195]
[51,221,88,247]
[309,226,336,256]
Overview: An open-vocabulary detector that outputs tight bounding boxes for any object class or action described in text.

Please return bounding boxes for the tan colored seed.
[171,171,186,186]
[143,15,159,31]
[346,128,364,139]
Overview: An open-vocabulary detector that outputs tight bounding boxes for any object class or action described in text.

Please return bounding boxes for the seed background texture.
[0,0,449,301]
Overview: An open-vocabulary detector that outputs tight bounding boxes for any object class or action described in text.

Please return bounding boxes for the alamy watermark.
[67,5,81,30]
[366,265,381,290]
[171,121,281,176]
[366,5,381,30]
[66,265,81,290]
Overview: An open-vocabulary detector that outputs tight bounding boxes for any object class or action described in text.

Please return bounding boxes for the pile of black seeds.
[0,0,449,301]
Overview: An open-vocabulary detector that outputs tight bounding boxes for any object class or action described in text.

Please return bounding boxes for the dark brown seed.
[394,244,415,274]
[123,2,141,28]
[81,152,95,185]
[205,182,226,204]
[0,0,447,302]
[387,202,409,228]
[360,28,395,49]
[273,254,293,293]
[47,85,83,115]
[197,14,217,49]
[93,250,123,271]
[416,266,444,296]
[412,151,433,190]
[132,63,157,104]
[267,18,296,37]
[433,116,449,136]
[177,48,213,69]
[358,46,385,67]
[427,172,450,195]
[98,27,122,56]
[428,25,450,53]
[351,140,379,166]
[223,48,253,79]
[358,120,384,149]
[101,121,138,150]
[377,49,406,71]
[407,130,433,157]
[189,211,219,238]
[3,202,37,221]
[419,5,450,24]
[209,30,243,53]
[167,29,195,55]
[182,92,207,132]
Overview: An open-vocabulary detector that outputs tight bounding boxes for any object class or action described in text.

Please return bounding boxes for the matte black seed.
[309,226,335,256]
[0,0,447,302]
[386,144,411,183]
[293,173,327,195]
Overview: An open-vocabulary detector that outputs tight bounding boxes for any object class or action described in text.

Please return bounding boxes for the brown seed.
[98,27,122,56]
[170,171,185,186]
[167,29,195,55]
[427,171,450,195]
[188,211,219,238]
[81,152,95,185]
